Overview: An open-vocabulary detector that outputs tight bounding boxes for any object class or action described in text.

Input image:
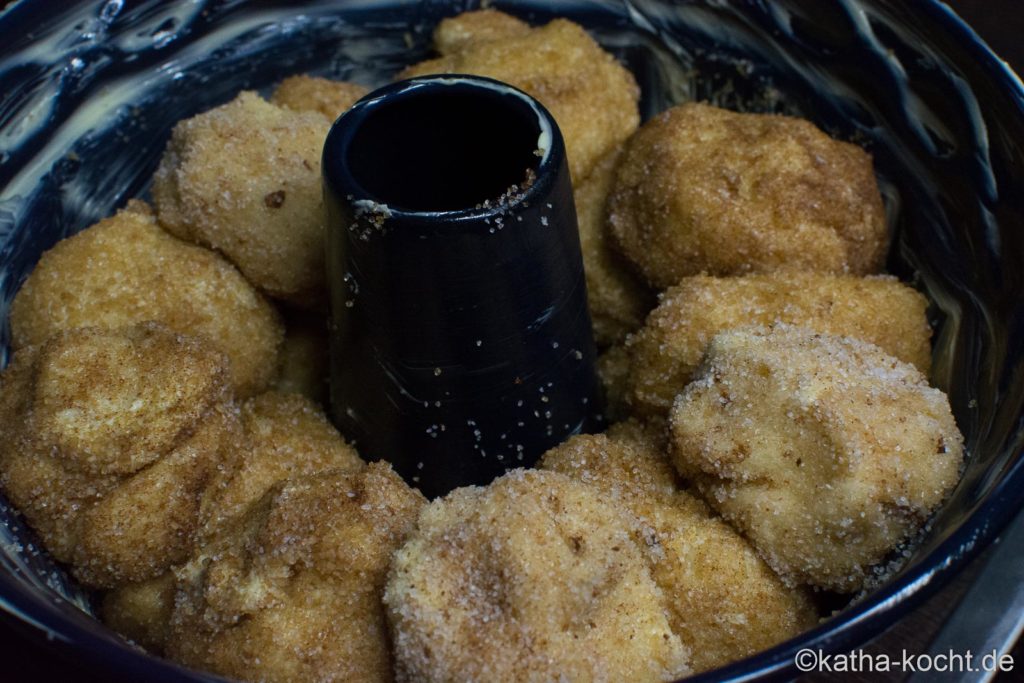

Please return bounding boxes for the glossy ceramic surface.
[0,1,1021,681]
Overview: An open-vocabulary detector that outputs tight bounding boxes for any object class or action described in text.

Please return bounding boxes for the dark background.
[1,0,1021,681]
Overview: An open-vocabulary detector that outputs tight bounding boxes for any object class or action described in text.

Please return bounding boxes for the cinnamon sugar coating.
[385,469,690,682]
[0,324,239,589]
[270,75,369,121]
[670,325,963,592]
[609,103,888,288]
[576,148,654,346]
[168,464,423,683]
[542,428,818,673]
[9,200,282,398]
[624,272,932,418]
[152,92,332,305]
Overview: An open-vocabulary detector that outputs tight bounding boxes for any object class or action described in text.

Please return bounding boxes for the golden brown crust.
[100,392,364,657]
[200,391,365,538]
[624,272,932,418]
[401,17,640,185]
[576,148,654,346]
[152,92,331,304]
[167,464,424,683]
[385,469,691,683]
[541,432,818,672]
[9,201,282,398]
[541,429,677,499]
[0,324,239,588]
[270,75,369,121]
[608,103,888,288]
[433,9,531,54]
[669,325,963,592]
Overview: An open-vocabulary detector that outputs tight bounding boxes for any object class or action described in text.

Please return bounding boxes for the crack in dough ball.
[542,427,819,673]
[270,75,369,121]
[608,103,888,288]
[168,463,424,683]
[669,325,963,592]
[576,148,654,347]
[9,200,282,399]
[624,273,933,418]
[385,468,691,683]
[401,13,640,185]
[200,390,365,538]
[0,323,239,588]
[152,92,332,305]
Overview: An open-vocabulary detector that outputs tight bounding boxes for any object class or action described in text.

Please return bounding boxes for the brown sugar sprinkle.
[263,189,287,208]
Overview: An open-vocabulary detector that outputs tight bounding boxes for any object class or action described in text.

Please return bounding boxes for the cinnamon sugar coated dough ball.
[625,273,932,417]
[401,13,640,184]
[669,325,964,592]
[200,391,365,537]
[270,75,369,120]
[152,92,332,303]
[167,464,424,683]
[542,431,818,673]
[385,469,691,682]
[433,9,530,54]
[576,148,653,346]
[9,200,282,398]
[609,103,888,288]
[101,392,364,656]
[0,323,239,589]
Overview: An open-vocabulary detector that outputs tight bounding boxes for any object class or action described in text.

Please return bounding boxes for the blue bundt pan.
[0,1,1021,681]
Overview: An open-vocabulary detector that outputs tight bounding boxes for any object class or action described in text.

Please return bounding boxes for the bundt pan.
[0,0,1021,681]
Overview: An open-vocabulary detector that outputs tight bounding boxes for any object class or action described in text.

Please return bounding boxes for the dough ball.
[625,272,932,417]
[270,75,369,121]
[200,391,365,537]
[576,148,654,346]
[669,325,963,592]
[9,200,282,398]
[608,103,888,288]
[542,431,818,672]
[168,463,424,683]
[101,392,364,655]
[385,469,690,682]
[433,9,530,54]
[402,15,640,184]
[153,92,331,304]
[541,428,678,504]
[0,323,239,588]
